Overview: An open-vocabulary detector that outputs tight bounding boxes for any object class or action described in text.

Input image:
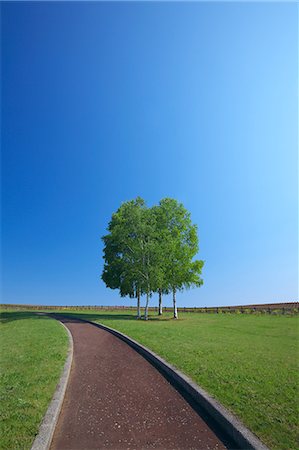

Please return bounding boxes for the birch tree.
[136,206,161,319]
[101,198,160,320]
[152,204,171,316]
[155,198,204,319]
[102,198,145,319]
[102,197,203,320]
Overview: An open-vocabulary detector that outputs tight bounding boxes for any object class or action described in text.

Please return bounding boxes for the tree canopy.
[101,197,204,319]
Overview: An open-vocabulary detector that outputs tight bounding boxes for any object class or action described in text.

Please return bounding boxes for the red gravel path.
[50,317,226,450]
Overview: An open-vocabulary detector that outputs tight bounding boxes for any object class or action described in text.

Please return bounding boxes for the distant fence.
[1,302,298,314]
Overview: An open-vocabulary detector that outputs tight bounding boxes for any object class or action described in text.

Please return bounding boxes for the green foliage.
[102,197,148,298]
[102,197,161,299]
[153,198,204,293]
[101,197,204,316]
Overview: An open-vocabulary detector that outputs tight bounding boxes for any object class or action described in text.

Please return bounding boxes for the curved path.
[50,316,226,450]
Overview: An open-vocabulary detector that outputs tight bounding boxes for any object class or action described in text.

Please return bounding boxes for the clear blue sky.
[1,2,298,307]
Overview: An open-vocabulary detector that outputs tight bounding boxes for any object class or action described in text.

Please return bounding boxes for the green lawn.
[65,309,298,450]
[0,311,68,450]
[1,308,298,450]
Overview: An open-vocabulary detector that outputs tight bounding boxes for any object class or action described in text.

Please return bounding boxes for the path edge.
[84,318,269,450]
[31,320,73,450]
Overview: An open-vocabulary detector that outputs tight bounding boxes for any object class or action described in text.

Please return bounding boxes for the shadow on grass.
[0,310,176,324]
[50,312,174,323]
[0,311,53,324]
[0,310,137,324]
[52,312,136,322]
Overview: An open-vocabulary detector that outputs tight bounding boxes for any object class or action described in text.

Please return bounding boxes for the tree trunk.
[137,289,141,319]
[158,288,163,315]
[144,291,150,320]
[173,288,178,319]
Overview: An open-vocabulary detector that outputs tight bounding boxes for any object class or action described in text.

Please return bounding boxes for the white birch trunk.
[144,291,150,320]
[158,288,163,315]
[173,288,178,319]
[137,290,141,319]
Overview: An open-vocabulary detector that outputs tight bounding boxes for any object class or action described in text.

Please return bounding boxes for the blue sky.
[1,2,298,307]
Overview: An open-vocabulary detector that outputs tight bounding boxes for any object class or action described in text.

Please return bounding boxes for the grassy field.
[0,311,68,450]
[1,308,298,450]
[64,309,298,450]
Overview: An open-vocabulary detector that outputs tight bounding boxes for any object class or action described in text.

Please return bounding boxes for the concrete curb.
[31,319,73,450]
[77,317,269,450]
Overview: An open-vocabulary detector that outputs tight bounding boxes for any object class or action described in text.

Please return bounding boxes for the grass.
[0,311,69,450]
[63,309,299,450]
[1,307,298,450]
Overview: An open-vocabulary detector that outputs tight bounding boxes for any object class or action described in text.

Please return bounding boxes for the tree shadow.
[53,312,176,323]
[0,310,52,324]
[0,310,176,325]
[49,312,137,323]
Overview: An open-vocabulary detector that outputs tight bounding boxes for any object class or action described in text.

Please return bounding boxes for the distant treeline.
[1,302,298,314]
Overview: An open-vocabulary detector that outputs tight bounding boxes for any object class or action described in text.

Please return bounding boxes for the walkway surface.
[50,316,226,450]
